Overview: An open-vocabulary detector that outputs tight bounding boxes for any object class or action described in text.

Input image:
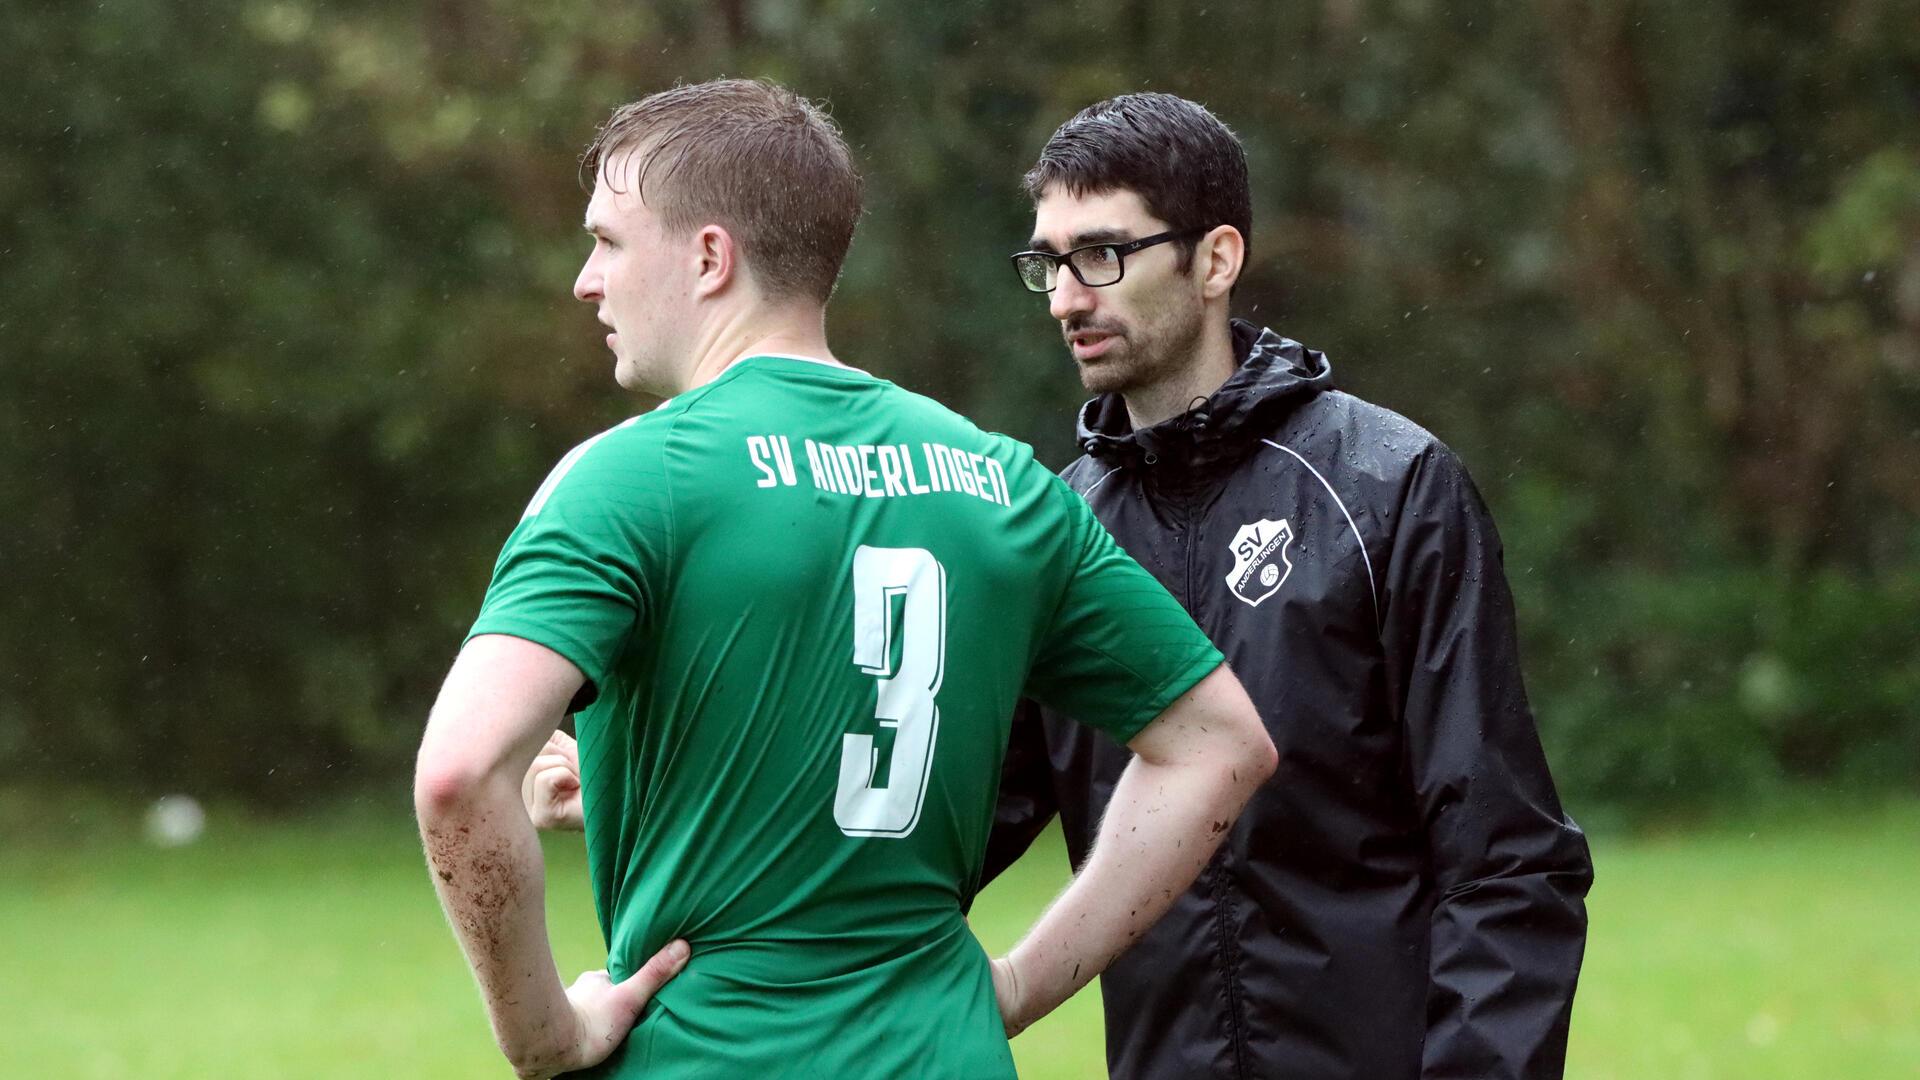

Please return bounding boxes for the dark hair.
[580,79,863,304]
[1023,93,1252,269]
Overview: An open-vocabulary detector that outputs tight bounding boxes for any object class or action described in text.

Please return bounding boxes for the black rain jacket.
[983,321,1593,1080]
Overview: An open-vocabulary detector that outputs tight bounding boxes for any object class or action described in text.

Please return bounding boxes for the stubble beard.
[1075,346,1136,396]
[1071,319,1161,397]
[1074,302,1205,404]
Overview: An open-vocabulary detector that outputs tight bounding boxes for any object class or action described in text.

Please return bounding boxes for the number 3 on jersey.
[835,546,947,838]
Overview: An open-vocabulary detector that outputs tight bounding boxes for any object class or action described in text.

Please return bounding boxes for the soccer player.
[412,79,1275,1080]
[986,93,1593,1079]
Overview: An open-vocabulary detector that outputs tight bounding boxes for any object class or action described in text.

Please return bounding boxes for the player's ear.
[1198,225,1244,301]
[693,224,737,300]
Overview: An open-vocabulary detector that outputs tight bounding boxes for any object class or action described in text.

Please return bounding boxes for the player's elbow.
[1132,666,1276,791]
[1204,669,1277,792]
[412,745,491,822]
[413,702,522,821]
[1210,710,1276,810]
[1238,716,1278,788]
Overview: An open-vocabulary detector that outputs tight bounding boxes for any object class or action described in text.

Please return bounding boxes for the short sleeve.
[466,420,671,707]
[1022,480,1223,743]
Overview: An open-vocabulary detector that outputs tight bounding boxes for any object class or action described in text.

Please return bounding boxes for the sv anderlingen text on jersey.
[747,435,1012,507]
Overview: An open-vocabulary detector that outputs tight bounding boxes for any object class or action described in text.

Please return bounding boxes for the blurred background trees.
[5,0,1917,816]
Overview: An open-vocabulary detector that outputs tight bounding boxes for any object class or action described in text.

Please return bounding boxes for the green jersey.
[469,355,1221,1078]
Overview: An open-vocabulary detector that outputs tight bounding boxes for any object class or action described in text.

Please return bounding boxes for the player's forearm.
[416,768,574,1073]
[1004,750,1265,1031]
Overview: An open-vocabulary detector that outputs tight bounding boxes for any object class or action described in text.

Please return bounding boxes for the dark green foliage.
[4,0,1916,814]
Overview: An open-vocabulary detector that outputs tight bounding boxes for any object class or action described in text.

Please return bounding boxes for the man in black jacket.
[987,93,1595,1079]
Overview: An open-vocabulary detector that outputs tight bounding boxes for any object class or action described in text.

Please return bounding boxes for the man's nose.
[1048,270,1095,322]
[573,260,601,304]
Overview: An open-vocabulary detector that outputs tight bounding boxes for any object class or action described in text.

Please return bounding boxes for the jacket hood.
[1075,319,1334,469]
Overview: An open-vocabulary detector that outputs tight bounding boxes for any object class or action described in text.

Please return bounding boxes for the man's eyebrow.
[1028,226,1136,253]
[1069,227,1134,247]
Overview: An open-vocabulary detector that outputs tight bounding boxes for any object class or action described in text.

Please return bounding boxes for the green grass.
[1564,800,1920,1077]
[2,798,1916,1077]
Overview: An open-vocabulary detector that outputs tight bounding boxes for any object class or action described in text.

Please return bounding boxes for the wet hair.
[1023,92,1252,270]
[580,79,863,304]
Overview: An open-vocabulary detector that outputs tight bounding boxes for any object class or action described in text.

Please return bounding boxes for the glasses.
[1009,227,1207,293]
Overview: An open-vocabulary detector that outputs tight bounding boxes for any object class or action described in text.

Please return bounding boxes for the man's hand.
[523,730,584,831]
[989,955,1029,1039]
[513,941,692,1079]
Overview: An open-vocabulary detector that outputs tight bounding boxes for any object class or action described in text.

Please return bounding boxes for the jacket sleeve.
[1380,445,1595,1080]
[978,699,1059,888]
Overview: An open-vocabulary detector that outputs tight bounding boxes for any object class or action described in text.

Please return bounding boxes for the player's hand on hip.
[531,940,692,1078]
[522,729,584,831]
[989,955,1030,1039]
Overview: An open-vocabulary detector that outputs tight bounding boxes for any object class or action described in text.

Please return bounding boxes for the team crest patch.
[1224,518,1294,607]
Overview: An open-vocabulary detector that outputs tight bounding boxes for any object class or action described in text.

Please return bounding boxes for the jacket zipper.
[1163,471,1252,1078]
[1181,496,1200,607]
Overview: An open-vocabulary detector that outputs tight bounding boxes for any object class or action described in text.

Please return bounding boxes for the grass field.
[3,797,1916,1077]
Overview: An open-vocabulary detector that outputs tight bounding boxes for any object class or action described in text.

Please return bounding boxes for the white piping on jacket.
[1259,438,1381,630]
